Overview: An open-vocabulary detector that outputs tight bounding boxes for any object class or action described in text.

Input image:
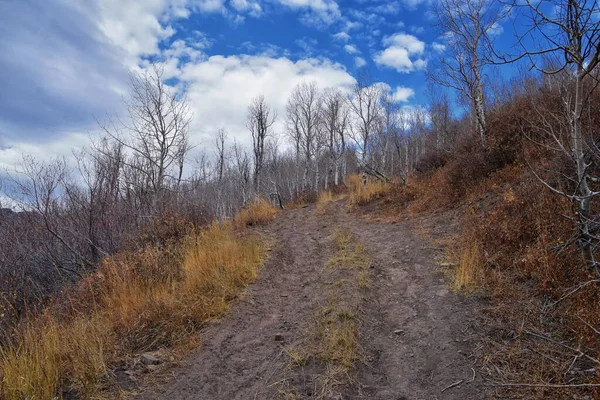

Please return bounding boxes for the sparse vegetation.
[283,228,369,398]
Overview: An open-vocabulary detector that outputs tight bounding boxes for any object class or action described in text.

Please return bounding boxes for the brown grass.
[451,239,484,293]
[234,198,279,229]
[0,222,268,399]
[346,175,391,206]
[316,190,347,215]
[283,228,369,398]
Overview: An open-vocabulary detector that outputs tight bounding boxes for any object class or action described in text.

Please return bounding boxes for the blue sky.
[0,0,512,166]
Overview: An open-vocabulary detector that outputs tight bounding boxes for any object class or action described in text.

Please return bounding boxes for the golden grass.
[451,240,484,293]
[0,223,267,399]
[346,175,391,206]
[234,198,279,229]
[282,228,369,398]
[316,190,347,215]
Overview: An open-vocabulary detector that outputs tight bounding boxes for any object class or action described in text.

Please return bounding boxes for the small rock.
[393,329,404,335]
[274,333,285,342]
[140,353,161,366]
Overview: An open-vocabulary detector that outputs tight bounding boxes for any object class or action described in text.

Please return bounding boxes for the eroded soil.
[134,201,487,400]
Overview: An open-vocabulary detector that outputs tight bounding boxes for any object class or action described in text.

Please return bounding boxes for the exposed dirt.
[133,201,488,399]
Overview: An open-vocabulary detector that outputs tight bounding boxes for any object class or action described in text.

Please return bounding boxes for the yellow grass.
[452,240,484,292]
[316,190,347,215]
[346,175,390,206]
[234,198,279,228]
[0,223,267,399]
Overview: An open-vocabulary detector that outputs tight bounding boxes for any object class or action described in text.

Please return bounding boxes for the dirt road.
[135,200,485,399]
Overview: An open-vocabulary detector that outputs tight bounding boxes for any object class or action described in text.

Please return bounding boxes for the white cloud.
[374,33,427,73]
[277,0,341,24]
[354,57,366,68]
[487,22,504,37]
[344,44,360,54]
[230,0,262,16]
[392,86,414,102]
[333,31,351,41]
[176,55,355,149]
[432,42,446,52]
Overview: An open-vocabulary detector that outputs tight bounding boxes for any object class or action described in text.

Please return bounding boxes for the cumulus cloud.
[392,86,414,102]
[432,42,446,52]
[374,33,427,73]
[344,44,360,54]
[354,57,367,68]
[277,0,341,25]
[174,56,355,149]
[333,31,351,41]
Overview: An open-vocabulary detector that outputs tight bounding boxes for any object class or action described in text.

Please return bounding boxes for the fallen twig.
[441,380,464,393]
[548,279,600,308]
[525,330,600,366]
[470,368,476,382]
[491,382,600,388]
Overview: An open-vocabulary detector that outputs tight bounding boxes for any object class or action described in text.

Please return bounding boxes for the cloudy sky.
[0,0,510,166]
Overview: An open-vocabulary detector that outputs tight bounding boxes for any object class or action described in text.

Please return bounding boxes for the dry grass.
[0,223,268,399]
[316,190,347,215]
[234,198,279,229]
[283,228,369,398]
[451,239,484,293]
[346,175,391,206]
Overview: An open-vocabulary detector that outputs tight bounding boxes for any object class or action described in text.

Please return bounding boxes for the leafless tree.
[247,95,276,195]
[349,73,382,164]
[99,64,192,193]
[215,128,228,182]
[321,87,350,187]
[429,0,506,148]
[500,0,600,272]
[286,81,323,192]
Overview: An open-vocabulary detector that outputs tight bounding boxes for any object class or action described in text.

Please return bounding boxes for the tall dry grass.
[0,223,267,399]
[234,198,279,228]
[346,175,390,206]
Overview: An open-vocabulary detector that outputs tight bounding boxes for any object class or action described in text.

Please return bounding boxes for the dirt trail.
[135,201,486,399]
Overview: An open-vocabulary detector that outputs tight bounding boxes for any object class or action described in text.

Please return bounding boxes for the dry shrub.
[0,223,267,399]
[347,174,391,206]
[234,198,279,228]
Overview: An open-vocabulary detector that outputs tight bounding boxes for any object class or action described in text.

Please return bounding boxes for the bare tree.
[215,128,228,182]
[286,81,322,192]
[320,87,350,187]
[99,64,192,193]
[429,0,506,148]
[502,0,600,272]
[247,95,276,195]
[349,73,382,163]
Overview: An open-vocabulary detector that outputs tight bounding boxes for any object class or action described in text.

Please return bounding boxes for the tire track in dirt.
[135,205,339,399]
[136,202,486,399]
[343,212,485,400]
